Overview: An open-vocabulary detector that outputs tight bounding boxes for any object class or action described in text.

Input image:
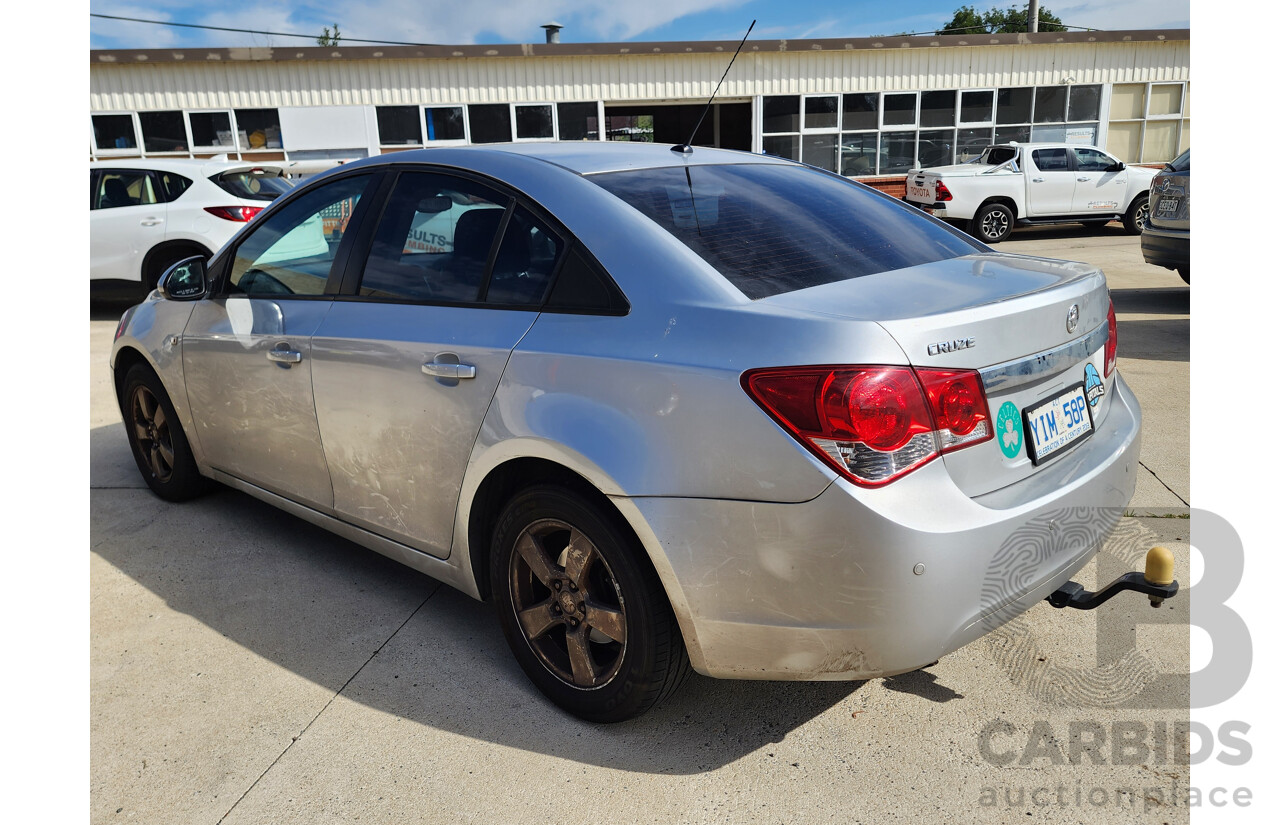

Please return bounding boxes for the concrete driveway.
[90,226,1191,824]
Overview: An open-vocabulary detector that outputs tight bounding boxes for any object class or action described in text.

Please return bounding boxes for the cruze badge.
[928,337,976,356]
[1066,304,1079,334]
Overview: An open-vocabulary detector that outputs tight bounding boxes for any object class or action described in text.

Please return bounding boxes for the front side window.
[356,172,509,303]
[228,175,370,297]
[590,163,980,300]
[1073,147,1115,171]
[94,170,158,209]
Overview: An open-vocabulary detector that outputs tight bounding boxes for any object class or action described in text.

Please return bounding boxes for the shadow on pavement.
[91,421,865,773]
[1110,286,1189,316]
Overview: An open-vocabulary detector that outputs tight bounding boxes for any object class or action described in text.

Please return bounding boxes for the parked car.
[90,159,295,291]
[112,143,1144,721]
[903,143,1157,243]
[1141,149,1190,283]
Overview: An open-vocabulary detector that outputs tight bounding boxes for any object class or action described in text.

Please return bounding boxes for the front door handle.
[267,345,303,364]
[422,361,477,379]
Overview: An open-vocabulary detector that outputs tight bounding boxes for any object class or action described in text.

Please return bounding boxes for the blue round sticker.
[1084,363,1104,407]
[996,401,1022,458]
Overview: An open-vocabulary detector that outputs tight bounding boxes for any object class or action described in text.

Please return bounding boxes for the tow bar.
[1047,546,1179,610]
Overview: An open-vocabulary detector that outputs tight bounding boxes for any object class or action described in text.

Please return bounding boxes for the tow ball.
[1047,546,1179,610]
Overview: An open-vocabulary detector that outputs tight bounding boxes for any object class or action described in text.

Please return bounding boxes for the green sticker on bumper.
[997,401,1022,458]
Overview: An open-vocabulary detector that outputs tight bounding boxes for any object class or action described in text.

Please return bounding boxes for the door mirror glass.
[158,256,208,301]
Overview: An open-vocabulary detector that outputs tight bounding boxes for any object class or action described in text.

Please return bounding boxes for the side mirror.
[157,256,208,301]
[1106,161,1126,172]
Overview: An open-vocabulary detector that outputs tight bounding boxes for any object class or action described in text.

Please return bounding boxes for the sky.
[89,0,1190,49]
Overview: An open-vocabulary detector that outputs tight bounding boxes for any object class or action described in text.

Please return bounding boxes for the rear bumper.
[1140,226,1190,270]
[624,373,1142,681]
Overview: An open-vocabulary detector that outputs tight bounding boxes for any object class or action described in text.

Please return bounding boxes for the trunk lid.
[765,252,1116,497]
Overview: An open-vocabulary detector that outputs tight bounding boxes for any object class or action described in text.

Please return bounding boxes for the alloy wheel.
[130,385,175,483]
[507,518,628,689]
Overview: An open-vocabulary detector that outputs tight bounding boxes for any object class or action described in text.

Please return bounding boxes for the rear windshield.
[212,170,295,201]
[977,146,1018,165]
[1164,149,1190,173]
[590,163,980,299]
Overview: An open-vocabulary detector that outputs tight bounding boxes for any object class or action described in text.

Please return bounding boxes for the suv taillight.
[204,205,263,222]
[935,180,953,202]
[742,365,993,487]
[1105,297,1118,377]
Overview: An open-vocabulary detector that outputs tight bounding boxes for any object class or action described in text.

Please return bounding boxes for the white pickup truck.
[903,143,1156,243]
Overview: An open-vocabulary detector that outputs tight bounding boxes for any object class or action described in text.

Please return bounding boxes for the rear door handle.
[1077,176,1092,182]
[1031,177,1044,183]
[422,361,477,379]
[267,345,303,364]
[140,217,163,226]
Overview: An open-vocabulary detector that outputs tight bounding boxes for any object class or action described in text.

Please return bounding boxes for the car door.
[181,172,376,508]
[90,168,168,282]
[310,170,563,558]
[1024,147,1075,216]
[1070,147,1129,214]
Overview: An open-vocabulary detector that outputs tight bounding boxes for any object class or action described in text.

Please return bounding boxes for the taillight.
[204,205,263,222]
[1104,297,1118,377]
[935,180,953,202]
[743,365,992,487]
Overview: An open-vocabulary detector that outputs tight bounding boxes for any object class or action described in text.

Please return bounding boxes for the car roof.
[994,142,1106,151]
[89,158,286,176]
[339,142,793,177]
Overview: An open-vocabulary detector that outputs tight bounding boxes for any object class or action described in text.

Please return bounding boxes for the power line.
[89,13,438,47]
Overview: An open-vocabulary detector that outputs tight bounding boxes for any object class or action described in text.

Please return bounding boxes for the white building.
[90,28,1190,185]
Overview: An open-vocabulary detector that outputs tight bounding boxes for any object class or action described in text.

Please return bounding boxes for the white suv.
[90,159,294,290]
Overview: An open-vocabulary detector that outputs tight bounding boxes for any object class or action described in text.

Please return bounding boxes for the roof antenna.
[671,19,755,154]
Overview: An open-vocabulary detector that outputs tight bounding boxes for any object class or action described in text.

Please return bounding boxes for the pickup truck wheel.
[971,203,1013,243]
[1123,196,1150,235]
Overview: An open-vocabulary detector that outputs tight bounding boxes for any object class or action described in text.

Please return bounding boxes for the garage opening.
[603,102,752,151]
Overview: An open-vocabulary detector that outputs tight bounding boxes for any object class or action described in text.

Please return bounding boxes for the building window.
[376,106,422,146]
[515,104,555,140]
[557,102,600,140]
[882,93,917,128]
[425,107,466,142]
[468,104,511,143]
[996,88,1032,124]
[959,90,994,124]
[138,111,187,153]
[1106,82,1187,163]
[189,111,237,149]
[92,114,137,152]
[234,108,282,151]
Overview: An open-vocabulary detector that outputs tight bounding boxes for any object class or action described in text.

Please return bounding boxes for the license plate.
[907,183,933,202]
[1023,384,1094,465]
[1156,195,1180,217]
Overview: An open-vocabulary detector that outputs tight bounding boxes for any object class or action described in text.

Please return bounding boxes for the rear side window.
[1032,148,1069,171]
[356,171,511,303]
[590,163,980,300]
[93,170,158,210]
[160,172,193,202]
[212,170,294,201]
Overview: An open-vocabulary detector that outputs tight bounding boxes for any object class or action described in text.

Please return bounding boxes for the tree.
[941,6,988,35]
[940,5,1068,35]
[316,23,342,46]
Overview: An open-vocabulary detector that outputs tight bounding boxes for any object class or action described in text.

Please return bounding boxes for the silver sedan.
[111,143,1141,721]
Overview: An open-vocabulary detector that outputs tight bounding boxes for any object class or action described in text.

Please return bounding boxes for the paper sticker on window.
[664,184,724,229]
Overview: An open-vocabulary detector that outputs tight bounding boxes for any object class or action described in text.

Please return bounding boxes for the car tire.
[970,202,1014,243]
[122,364,209,501]
[1123,195,1150,235]
[490,484,691,722]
